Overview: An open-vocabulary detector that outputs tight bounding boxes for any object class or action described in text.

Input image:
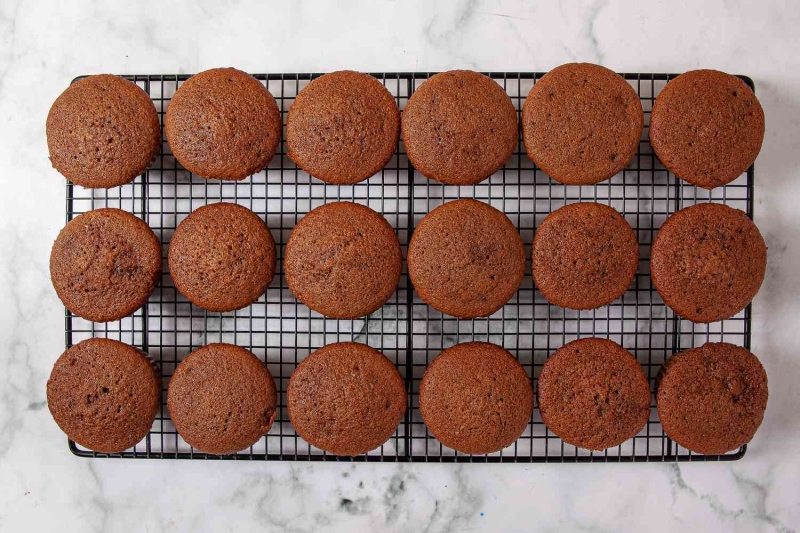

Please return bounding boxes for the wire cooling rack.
[65,72,755,462]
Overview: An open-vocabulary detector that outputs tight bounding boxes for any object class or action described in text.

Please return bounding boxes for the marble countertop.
[2,1,799,531]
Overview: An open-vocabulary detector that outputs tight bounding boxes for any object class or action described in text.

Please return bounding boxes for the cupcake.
[649,70,765,189]
[657,342,768,454]
[50,208,162,322]
[167,343,278,455]
[407,199,526,318]
[284,202,402,318]
[47,338,160,453]
[287,342,406,456]
[419,342,533,454]
[522,63,643,185]
[165,68,282,181]
[168,203,277,312]
[537,338,651,451]
[402,70,518,185]
[286,71,400,184]
[532,202,639,310]
[650,203,767,323]
[47,75,160,188]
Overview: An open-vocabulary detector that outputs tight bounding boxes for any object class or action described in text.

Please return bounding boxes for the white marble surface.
[1,0,800,531]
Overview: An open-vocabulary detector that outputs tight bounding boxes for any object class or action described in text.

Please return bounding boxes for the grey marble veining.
[1,0,799,531]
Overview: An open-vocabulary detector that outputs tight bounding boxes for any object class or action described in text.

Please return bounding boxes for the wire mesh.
[65,72,754,462]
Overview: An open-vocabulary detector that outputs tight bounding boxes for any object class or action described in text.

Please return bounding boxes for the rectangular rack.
[66,71,754,462]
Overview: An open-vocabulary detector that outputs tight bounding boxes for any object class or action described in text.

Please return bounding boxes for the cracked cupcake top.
[657,342,768,455]
[284,202,402,319]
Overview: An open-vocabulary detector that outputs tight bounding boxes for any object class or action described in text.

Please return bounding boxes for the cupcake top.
[407,199,526,318]
[287,342,406,456]
[657,342,768,455]
[419,342,533,454]
[650,203,767,323]
[47,74,161,188]
[284,202,402,318]
[50,208,162,322]
[286,71,400,184]
[167,343,277,455]
[532,202,639,310]
[522,63,643,185]
[165,68,282,181]
[167,203,277,312]
[47,338,160,453]
[649,70,765,189]
[537,338,651,451]
[402,70,518,185]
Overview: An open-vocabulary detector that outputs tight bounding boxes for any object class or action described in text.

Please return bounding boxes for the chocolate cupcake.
[47,75,161,188]
[287,342,406,456]
[650,203,767,323]
[165,68,282,181]
[284,202,402,318]
[649,70,765,189]
[168,203,277,312]
[419,342,533,454]
[402,70,518,185]
[657,342,768,455]
[286,71,400,184]
[407,199,525,318]
[532,202,639,310]
[50,208,162,322]
[537,338,651,451]
[167,343,277,455]
[522,63,643,185]
[47,338,160,453]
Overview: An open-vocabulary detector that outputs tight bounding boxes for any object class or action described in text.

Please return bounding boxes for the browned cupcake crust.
[50,208,162,322]
[532,202,639,310]
[287,342,406,456]
[649,70,765,189]
[47,74,161,188]
[419,342,533,454]
[167,343,277,455]
[537,338,651,451]
[168,203,276,312]
[650,203,766,323]
[522,63,643,185]
[657,342,768,455]
[165,68,282,181]
[47,338,160,453]
[286,71,400,185]
[285,202,402,318]
[407,199,525,318]
[401,70,518,185]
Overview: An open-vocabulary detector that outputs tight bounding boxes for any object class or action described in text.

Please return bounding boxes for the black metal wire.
[65,72,753,462]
